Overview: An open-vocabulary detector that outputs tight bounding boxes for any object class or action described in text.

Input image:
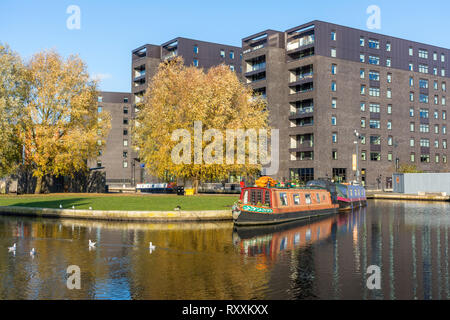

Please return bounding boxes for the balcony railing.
[163,51,178,60]
[286,35,315,51]
[290,72,313,83]
[243,43,266,54]
[291,87,314,94]
[290,106,314,116]
[247,62,266,73]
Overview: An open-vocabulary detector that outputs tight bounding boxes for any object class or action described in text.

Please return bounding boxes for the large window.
[368,39,380,49]
[369,56,380,65]
[369,103,380,113]
[370,120,381,129]
[419,64,429,74]
[419,79,429,89]
[290,168,314,183]
[370,152,381,161]
[418,49,428,59]
[369,87,380,97]
[370,135,381,145]
[369,71,380,81]
[420,94,429,103]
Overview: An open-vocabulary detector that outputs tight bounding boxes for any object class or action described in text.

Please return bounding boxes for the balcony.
[289,72,314,87]
[289,106,314,120]
[243,43,266,55]
[286,35,315,52]
[162,50,178,60]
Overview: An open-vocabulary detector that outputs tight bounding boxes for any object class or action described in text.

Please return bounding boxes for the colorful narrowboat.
[232,185,339,226]
[306,180,367,211]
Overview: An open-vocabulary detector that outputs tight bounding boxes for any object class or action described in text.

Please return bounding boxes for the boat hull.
[233,207,339,226]
[338,199,367,211]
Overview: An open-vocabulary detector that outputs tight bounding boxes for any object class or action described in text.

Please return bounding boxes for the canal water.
[0,200,448,300]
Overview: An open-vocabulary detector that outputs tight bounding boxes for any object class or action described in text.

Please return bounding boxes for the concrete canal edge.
[0,206,233,222]
[367,193,450,201]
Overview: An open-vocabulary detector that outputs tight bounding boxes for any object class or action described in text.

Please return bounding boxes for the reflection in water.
[0,200,449,299]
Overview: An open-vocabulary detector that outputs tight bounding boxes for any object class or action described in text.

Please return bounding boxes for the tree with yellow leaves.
[133,57,269,192]
[0,44,28,177]
[19,50,110,193]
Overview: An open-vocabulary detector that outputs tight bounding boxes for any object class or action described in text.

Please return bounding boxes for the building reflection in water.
[0,200,449,300]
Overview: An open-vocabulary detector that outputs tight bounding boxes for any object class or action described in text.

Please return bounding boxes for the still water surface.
[0,200,449,299]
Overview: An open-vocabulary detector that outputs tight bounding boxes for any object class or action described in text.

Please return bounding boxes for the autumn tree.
[133,57,269,192]
[20,50,110,193]
[0,44,29,177]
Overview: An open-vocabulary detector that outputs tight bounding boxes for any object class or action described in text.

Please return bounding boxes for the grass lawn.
[0,193,239,211]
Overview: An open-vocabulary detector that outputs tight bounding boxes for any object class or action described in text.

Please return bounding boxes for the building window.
[123,118,128,125]
[410,138,415,147]
[419,64,429,74]
[369,87,380,97]
[97,161,102,167]
[368,55,380,65]
[433,52,438,61]
[230,65,235,72]
[123,161,128,168]
[410,122,415,132]
[419,94,429,103]
[434,95,439,105]
[434,110,439,119]
[220,49,225,58]
[360,69,365,79]
[386,59,391,67]
[331,31,336,41]
[418,49,428,59]
[435,155,440,163]
[386,42,391,52]
[388,136,393,146]
[369,120,380,129]
[361,135,366,144]
[388,153,393,161]
[361,151,367,161]
[443,111,447,120]
[368,39,380,49]
[433,67,438,75]
[332,150,338,160]
[410,153,415,162]
[123,151,128,158]
[410,77,414,87]
[331,48,337,57]
[435,140,439,148]
[410,92,414,102]
[420,139,430,147]
[441,69,446,77]
[387,73,392,83]
[442,54,446,62]
[230,51,234,59]
[420,154,430,163]
[360,102,366,112]
[332,81,337,91]
[419,79,428,89]
[409,107,414,117]
[387,89,392,99]
[332,98,337,109]
[442,82,446,92]
[332,132,338,143]
[387,120,392,130]
[443,140,447,149]
[360,54,365,63]
[443,125,447,134]
[369,71,379,81]
[331,116,337,126]
[444,155,448,163]
[420,124,430,133]
[97,139,102,146]
[123,129,128,136]
[360,37,365,47]
[361,118,366,128]
[369,103,380,113]
[360,85,366,95]
[123,107,128,114]
[97,106,102,113]
[420,108,429,119]
[370,152,381,161]
[409,47,413,56]
[123,140,128,147]
[98,96,103,102]
[435,125,439,134]
[409,63,414,71]
[387,104,392,114]
[193,59,198,67]
[331,64,337,75]
[124,97,128,103]
[443,97,447,105]
[194,45,198,54]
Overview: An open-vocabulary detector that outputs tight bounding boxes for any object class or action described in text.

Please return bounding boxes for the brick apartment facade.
[94,91,133,187]
[242,20,449,188]
[129,38,242,184]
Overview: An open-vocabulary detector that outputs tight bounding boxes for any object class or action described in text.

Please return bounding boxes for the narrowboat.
[232,185,339,226]
[306,180,367,211]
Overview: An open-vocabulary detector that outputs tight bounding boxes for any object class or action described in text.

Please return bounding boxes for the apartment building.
[94,91,134,187]
[129,38,242,184]
[242,20,449,188]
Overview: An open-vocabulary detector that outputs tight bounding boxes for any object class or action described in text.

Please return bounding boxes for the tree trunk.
[193,178,199,194]
[35,175,43,194]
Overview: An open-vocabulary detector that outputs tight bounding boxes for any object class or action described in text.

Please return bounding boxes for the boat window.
[305,194,312,204]
[293,194,300,205]
[250,189,264,205]
[264,190,271,206]
[316,193,321,203]
[243,190,249,204]
[323,195,326,201]
[279,192,288,206]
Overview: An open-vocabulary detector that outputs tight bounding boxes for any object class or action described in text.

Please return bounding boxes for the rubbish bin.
[177,186,185,196]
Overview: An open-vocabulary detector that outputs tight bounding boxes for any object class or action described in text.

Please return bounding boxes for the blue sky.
[1,0,449,92]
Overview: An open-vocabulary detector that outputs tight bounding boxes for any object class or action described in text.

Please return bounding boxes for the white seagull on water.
[149,242,156,254]
[30,248,36,256]
[89,239,96,249]
[8,243,16,252]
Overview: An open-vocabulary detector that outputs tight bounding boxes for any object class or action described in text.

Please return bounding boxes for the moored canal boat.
[232,183,339,226]
[306,180,367,211]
